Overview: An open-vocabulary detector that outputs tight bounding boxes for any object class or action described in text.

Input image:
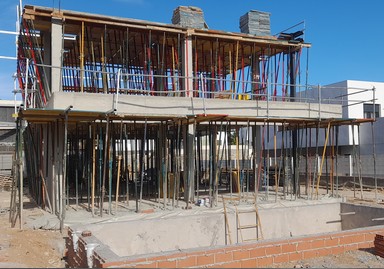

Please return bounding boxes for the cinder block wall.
[66,226,384,268]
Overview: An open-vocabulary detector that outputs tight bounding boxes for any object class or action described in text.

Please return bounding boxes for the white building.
[294,80,384,177]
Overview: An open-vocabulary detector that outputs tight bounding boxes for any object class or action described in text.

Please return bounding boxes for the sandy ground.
[0,190,66,268]
[0,184,384,268]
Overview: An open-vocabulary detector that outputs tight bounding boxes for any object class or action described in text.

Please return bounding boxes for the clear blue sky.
[0,0,383,100]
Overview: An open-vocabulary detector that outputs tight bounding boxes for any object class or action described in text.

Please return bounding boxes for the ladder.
[222,193,263,244]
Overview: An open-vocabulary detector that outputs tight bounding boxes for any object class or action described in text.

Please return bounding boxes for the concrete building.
[6,4,384,269]
[14,4,346,219]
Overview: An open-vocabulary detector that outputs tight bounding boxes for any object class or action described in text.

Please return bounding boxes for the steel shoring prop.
[235,122,240,198]
[315,122,331,199]
[108,122,115,215]
[324,127,329,194]
[161,121,167,209]
[138,119,147,212]
[103,121,114,215]
[91,123,96,217]
[352,125,357,198]
[357,124,364,200]
[256,121,266,201]
[208,122,214,207]
[134,121,139,212]
[335,126,340,197]
[196,125,201,203]
[176,120,182,208]
[100,110,114,217]
[114,120,124,214]
[130,124,136,206]
[240,123,245,198]
[115,155,122,214]
[124,124,129,206]
[204,124,209,194]
[253,122,258,201]
[228,122,233,199]
[296,123,305,199]
[305,124,309,197]
[98,124,103,212]
[246,121,251,196]
[189,119,197,208]
[218,122,228,203]
[330,126,335,196]
[75,123,79,209]
[266,121,270,200]
[283,122,289,199]
[274,122,278,202]
[311,122,320,200]
[61,105,72,231]
[10,118,20,228]
[214,121,224,206]
[145,126,151,198]
[166,133,171,205]
[171,122,177,209]
[371,122,378,201]
[88,124,92,210]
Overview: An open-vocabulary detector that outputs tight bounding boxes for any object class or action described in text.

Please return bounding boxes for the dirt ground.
[1,186,384,268]
[0,190,66,268]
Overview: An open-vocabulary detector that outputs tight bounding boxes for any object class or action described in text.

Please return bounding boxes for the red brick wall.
[69,226,384,268]
[66,229,89,268]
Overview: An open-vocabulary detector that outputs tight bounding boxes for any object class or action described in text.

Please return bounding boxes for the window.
[363,103,380,119]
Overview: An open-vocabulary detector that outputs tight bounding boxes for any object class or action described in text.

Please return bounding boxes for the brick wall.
[66,228,90,268]
[67,226,384,268]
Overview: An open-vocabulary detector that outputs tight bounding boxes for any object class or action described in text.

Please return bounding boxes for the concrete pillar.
[183,123,195,203]
[42,32,52,94]
[51,18,63,94]
[182,34,193,97]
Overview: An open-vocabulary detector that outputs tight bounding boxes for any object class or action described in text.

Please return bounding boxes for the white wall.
[291,80,382,149]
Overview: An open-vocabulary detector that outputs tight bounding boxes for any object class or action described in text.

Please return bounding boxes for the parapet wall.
[66,225,384,268]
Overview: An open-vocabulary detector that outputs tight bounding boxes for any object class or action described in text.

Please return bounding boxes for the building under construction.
[9,5,384,268]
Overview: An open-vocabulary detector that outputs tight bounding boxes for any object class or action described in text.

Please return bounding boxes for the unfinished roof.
[22,5,311,50]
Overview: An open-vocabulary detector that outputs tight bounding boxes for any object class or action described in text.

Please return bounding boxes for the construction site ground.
[1,184,384,268]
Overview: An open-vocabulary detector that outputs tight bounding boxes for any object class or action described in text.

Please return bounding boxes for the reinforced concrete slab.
[46,92,342,120]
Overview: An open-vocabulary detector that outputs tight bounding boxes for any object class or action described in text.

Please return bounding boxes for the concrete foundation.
[64,199,344,259]
[65,199,384,268]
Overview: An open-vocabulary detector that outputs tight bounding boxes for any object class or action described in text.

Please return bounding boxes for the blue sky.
[0,0,383,100]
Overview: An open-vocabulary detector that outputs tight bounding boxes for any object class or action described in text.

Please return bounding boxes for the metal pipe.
[61,105,72,232]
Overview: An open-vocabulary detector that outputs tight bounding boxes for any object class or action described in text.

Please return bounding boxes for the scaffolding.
[9,5,379,233]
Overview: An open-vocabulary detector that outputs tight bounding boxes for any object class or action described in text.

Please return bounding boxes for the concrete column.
[183,123,195,203]
[51,18,63,93]
[182,34,193,97]
[42,32,52,93]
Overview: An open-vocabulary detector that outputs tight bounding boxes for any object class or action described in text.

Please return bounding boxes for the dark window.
[363,103,380,119]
